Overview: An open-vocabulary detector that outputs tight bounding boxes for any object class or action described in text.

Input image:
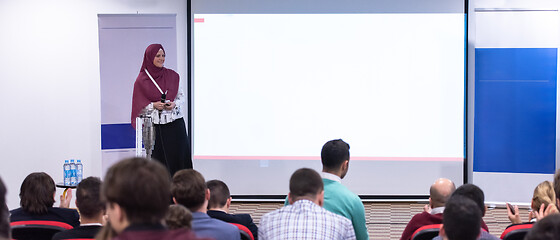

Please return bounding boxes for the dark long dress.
[152,117,192,177]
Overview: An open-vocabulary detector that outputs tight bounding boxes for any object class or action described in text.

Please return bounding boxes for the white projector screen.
[192,0,465,197]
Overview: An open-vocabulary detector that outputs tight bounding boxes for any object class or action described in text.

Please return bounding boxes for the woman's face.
[153,49,165,68]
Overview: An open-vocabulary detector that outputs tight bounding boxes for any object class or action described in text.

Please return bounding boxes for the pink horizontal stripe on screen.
[194,18,205,23]
[194,156,463,162]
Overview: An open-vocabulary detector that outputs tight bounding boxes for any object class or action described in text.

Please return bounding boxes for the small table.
[56,183,77,198]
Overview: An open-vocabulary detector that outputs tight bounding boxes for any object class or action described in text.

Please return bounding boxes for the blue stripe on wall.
[474,48,557,174]
[101,123,136,150]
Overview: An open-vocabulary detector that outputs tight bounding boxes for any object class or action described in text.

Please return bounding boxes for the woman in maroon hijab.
[131,44,192,176]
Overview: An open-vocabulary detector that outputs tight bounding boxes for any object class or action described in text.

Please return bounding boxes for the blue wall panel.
[474,48,557,174]
[101,124,136,150]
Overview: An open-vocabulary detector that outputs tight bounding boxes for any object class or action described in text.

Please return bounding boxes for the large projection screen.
[193,0,465,197]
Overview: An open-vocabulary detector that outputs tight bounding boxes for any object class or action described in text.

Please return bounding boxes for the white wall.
[0,0,187,210]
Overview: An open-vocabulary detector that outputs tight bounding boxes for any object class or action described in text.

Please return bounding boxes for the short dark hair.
[206,180,230,209]
[450,184,485,215]
[165,204,193,230]
[443,195,481,240]
[525,214,560,240]
[289,168,323,199]
[0,177,9,239]
[76,177,104,219]
[321,139,350,170]
[20,172,55,214]
[171,169,206,211]
[102,157,170,224]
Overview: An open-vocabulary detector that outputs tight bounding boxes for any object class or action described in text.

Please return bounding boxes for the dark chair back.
[412,224,441,240]
[500,223,533,240]
[11,220,73,240]
[230,223,254,240]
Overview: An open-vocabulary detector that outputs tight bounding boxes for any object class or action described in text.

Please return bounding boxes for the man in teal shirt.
[285,139,369,240]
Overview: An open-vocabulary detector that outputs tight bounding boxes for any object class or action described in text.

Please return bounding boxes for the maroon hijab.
[131,44,180,128]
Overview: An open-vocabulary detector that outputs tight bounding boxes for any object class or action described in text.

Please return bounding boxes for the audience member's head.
[553,169,560,207]
[321,139,350,178]
[102,157,170,234]
[288,168,324,205]
[524,213,560,240]
[19,172,55,214]
[0,177,9,239]
[450,183,486,216]
[532,180,556,212]
[165,204,193,230]
[206,180,231,210]
[429,178,456,208]
[171,169,208,212]
[76,177,104,221]
[441,195,481,240]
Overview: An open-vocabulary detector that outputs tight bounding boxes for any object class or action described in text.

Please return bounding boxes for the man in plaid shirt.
[259,168,356,240]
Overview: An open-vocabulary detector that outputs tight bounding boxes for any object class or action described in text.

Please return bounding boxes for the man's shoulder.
[49,207,81,224]
[50,207,79,215]
[208,210,253,225]
[261,202,308,222]
[192,215,239,240]
[9,208,22,214]
[323,180,361,205]
[199,216,238,231]
[206,210,228,219]
[231,213,254,224]
[263,202,350,224]
[323,179,359,198]
[406,212,443,230]
[261,206,287,220]
[410,212,442,222]
[9,208,24,220]
[320,206,354,225]
[52,226,101,240]
[401,212,443,240]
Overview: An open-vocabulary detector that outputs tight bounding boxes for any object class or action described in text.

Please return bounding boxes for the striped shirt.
[259,199,356,240]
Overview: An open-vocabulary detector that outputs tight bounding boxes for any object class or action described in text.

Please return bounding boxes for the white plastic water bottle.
[76,159,83,183]
[70,159,77,186]
[63,160,70,186]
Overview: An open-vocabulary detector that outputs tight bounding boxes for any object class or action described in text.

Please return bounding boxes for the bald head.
[429,178,456,208]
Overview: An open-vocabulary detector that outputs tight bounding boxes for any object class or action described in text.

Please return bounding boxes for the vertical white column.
[136,117,143,157]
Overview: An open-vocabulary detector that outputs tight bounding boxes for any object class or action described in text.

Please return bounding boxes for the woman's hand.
[534,203,559,221]
[164,102,176,110]
[153,102,166,111]
[506,203,522,224]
